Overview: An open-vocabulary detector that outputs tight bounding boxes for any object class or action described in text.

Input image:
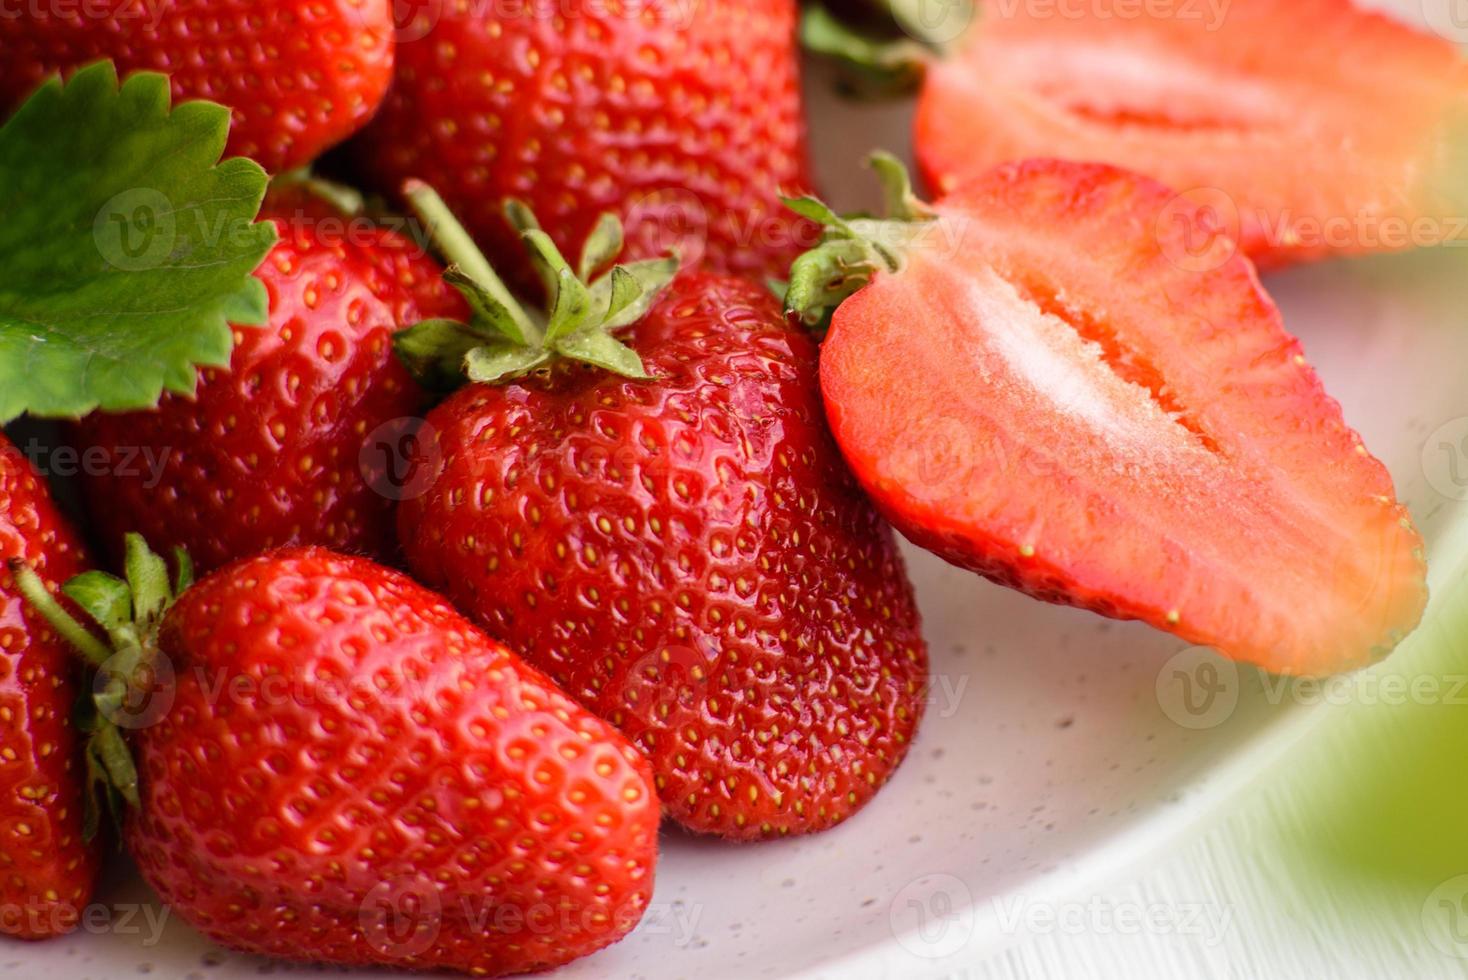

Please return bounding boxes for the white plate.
[13,7,1468,978]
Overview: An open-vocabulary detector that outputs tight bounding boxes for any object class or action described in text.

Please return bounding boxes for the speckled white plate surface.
[12,9,1468,978]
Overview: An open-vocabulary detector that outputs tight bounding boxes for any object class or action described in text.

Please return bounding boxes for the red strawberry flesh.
[819,159,1427,675]
[916,0,1468,267]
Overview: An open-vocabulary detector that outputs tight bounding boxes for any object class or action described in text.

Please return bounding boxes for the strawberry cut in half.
[785,156,1428,676]
[909,0,1468,268]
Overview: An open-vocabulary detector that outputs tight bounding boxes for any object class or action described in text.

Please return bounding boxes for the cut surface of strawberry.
[915,0,1468,267]
[791,157,1427,676]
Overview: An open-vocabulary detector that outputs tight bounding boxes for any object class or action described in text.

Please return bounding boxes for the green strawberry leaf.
[0,61,276,423]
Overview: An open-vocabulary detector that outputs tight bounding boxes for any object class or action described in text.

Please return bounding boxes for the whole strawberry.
[394,186,927,840]
[0,0,395,174]
[353,0,815,292]
[0,434,98,939]
[14,540,660,975]
[74,185,467,574]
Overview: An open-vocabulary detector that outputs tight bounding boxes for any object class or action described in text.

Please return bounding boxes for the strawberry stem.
[404,180,544,349]
[394,185,678,387]
[6,558,112,667]
[782,152,938,331]
[9,534,192,840]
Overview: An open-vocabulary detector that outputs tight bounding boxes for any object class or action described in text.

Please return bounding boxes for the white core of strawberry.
[948,265,1212,466]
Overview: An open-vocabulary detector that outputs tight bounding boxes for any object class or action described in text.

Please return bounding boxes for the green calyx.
[800,0,975,96]
[395,182,678,388]
[782,152,938,331]
[8,533,192,842]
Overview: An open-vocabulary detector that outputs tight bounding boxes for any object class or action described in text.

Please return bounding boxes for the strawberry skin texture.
[916,0,1468,268]
[0,435,98,940]
[398,274,927,840]
[74,194,467,575]
[0,0,394,174]
[353,0,815,291]
[128,548,658,975]
[820,160,1426,676]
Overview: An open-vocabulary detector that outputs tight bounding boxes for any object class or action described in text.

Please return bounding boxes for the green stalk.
[6,559,112,667]
[404,180,544,348]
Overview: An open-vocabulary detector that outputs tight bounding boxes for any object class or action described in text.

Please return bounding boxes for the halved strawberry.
[911,0,1468,267]
[785,156,1427,676]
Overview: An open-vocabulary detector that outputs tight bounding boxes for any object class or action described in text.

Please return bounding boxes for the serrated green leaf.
[782,195,853,233]
[123,532,169,624]
[554,329,650,379]
[601,267,644,324]
[91,725,140,809]
[171,548,195,596]
[0,62,276,423]
[81,743,106,843]
[464,344,553,384]
[395,318,489,391]
[578,213,625,282]
[523,230,593,343]
[443,268,535,346]
[784,238,884,329]
[868,151,935,222]
[503,199,560,298]
[502,198,543,235]
[218,277,270,327]
[602,256,679,330]
[61,571,132,637]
